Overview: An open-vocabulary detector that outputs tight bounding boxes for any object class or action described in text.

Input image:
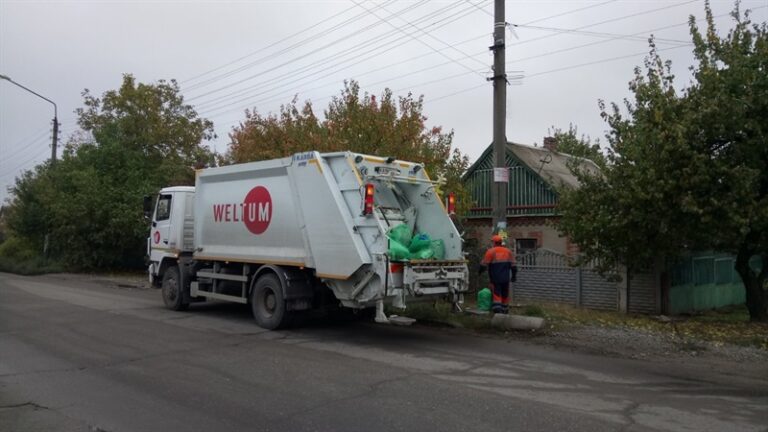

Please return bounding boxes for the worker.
[479,234,517,314]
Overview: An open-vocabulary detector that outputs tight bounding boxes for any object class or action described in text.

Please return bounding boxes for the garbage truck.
[145,151,469,329]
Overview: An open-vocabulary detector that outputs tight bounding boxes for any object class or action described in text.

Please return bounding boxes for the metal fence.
[512,249,658,314]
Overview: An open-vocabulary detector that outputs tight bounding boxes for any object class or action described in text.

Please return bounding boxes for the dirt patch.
[51,272,151,290]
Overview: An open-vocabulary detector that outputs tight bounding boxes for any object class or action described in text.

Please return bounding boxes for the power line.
[197,0,628,116]
[186,0,430,100]
[204,1,708,122]
[1,127,49,160]
[192,1,475,110]
[197,1,489,117]
[379,0,709,102]
[507,0,700,49]
[425,44,694,104]
[512,24,691,45]
[520,0,620,26]
[352,0,487,74]
[197,0,626,116]
[180,3,360,86]
[184,2,400,93]
[0,139,50,181]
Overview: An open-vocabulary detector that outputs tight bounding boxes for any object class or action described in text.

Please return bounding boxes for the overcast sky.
[1,0,766,204]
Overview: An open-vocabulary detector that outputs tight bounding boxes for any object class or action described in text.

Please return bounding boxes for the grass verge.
[394,298,768,350]
[535,302,767,350]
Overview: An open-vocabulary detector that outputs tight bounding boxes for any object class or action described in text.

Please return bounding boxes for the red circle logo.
[153,231,160,244]
[242,186,272,235]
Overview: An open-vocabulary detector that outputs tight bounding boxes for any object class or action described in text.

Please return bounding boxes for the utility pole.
[489,0,508,234]
[51,115,59,164]
[0,74,58,163]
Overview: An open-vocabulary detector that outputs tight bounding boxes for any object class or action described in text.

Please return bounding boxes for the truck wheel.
[251,274,291,330]
[162,266,189,311]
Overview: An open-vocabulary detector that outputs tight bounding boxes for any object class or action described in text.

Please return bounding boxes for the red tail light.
[447,192,456,215]
[363,183,375,215]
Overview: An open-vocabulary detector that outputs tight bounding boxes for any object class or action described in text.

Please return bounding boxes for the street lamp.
[0,74,59,163]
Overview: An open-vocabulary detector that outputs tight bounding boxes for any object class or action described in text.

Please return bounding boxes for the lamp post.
[0,74,59,257]
[0,74,58,163]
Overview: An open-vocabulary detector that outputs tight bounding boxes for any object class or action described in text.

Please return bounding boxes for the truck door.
[150,194,173,261]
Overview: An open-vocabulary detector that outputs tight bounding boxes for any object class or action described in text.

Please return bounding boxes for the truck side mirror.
[143,195,153,220]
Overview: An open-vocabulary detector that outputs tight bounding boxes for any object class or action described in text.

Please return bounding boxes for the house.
[461,138,664,314]
[462,137,599,256]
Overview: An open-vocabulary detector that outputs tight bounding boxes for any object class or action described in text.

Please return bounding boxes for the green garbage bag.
[412,247,435,260]
[477,288,492,311]
[387,223,412,246]
[388,240,411,261]
[409,232,432,253]
[430,239,445,260]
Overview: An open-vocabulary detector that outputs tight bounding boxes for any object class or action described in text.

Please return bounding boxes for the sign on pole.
[493,167,508,183]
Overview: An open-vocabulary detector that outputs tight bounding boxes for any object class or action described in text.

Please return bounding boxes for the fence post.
[617,265,629,313]
[576,266,583,307]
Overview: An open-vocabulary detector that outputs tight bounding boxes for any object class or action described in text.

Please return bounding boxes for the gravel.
[537,323,768,365]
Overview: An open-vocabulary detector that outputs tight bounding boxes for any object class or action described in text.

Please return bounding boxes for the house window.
[515,238,537,254]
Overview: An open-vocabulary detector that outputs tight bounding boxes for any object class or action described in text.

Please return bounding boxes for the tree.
[548,125,606,168]
[5,74,214,269]
[557,2,768,321]
[227,80,470,212]
[77,74,216,184]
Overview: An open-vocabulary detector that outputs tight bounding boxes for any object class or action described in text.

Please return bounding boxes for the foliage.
[4,74,214,270]
[557,2,768,320]
[77,74,216,184]
[0,255,64,275]
[548,125,606,168]
[0,236,64,275]
[226,80,471,213]
[0,235,38,262]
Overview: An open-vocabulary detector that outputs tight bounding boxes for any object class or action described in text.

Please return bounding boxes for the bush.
[0,256,64,275]
[0,236,64,275]
[0,236,38,261]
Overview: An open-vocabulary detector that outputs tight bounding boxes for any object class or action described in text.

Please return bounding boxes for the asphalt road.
[1,273,766,432]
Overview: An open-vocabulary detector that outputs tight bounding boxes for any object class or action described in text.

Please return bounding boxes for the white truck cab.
[146,186,194,287]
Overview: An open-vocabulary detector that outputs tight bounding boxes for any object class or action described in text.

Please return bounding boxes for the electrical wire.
[507,0,701,49]
[202,0,705,131]
[197,1,489,117]
[198,0,617,115]
[353,0,487,73]
[424,43,694,104]
[346,0,712,105]
[0,138,51,181]
[184,2,399,92]
[203,1,708,121]
[512,24,691,45]
[1,127,49,160]
[180,3,360,86]
[198,0,691,117]
[191,1,475,109]
[186,0,431,100]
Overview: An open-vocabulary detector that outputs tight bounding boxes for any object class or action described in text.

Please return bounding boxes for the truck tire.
[251,274,291,330]
[162,266,189,311]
